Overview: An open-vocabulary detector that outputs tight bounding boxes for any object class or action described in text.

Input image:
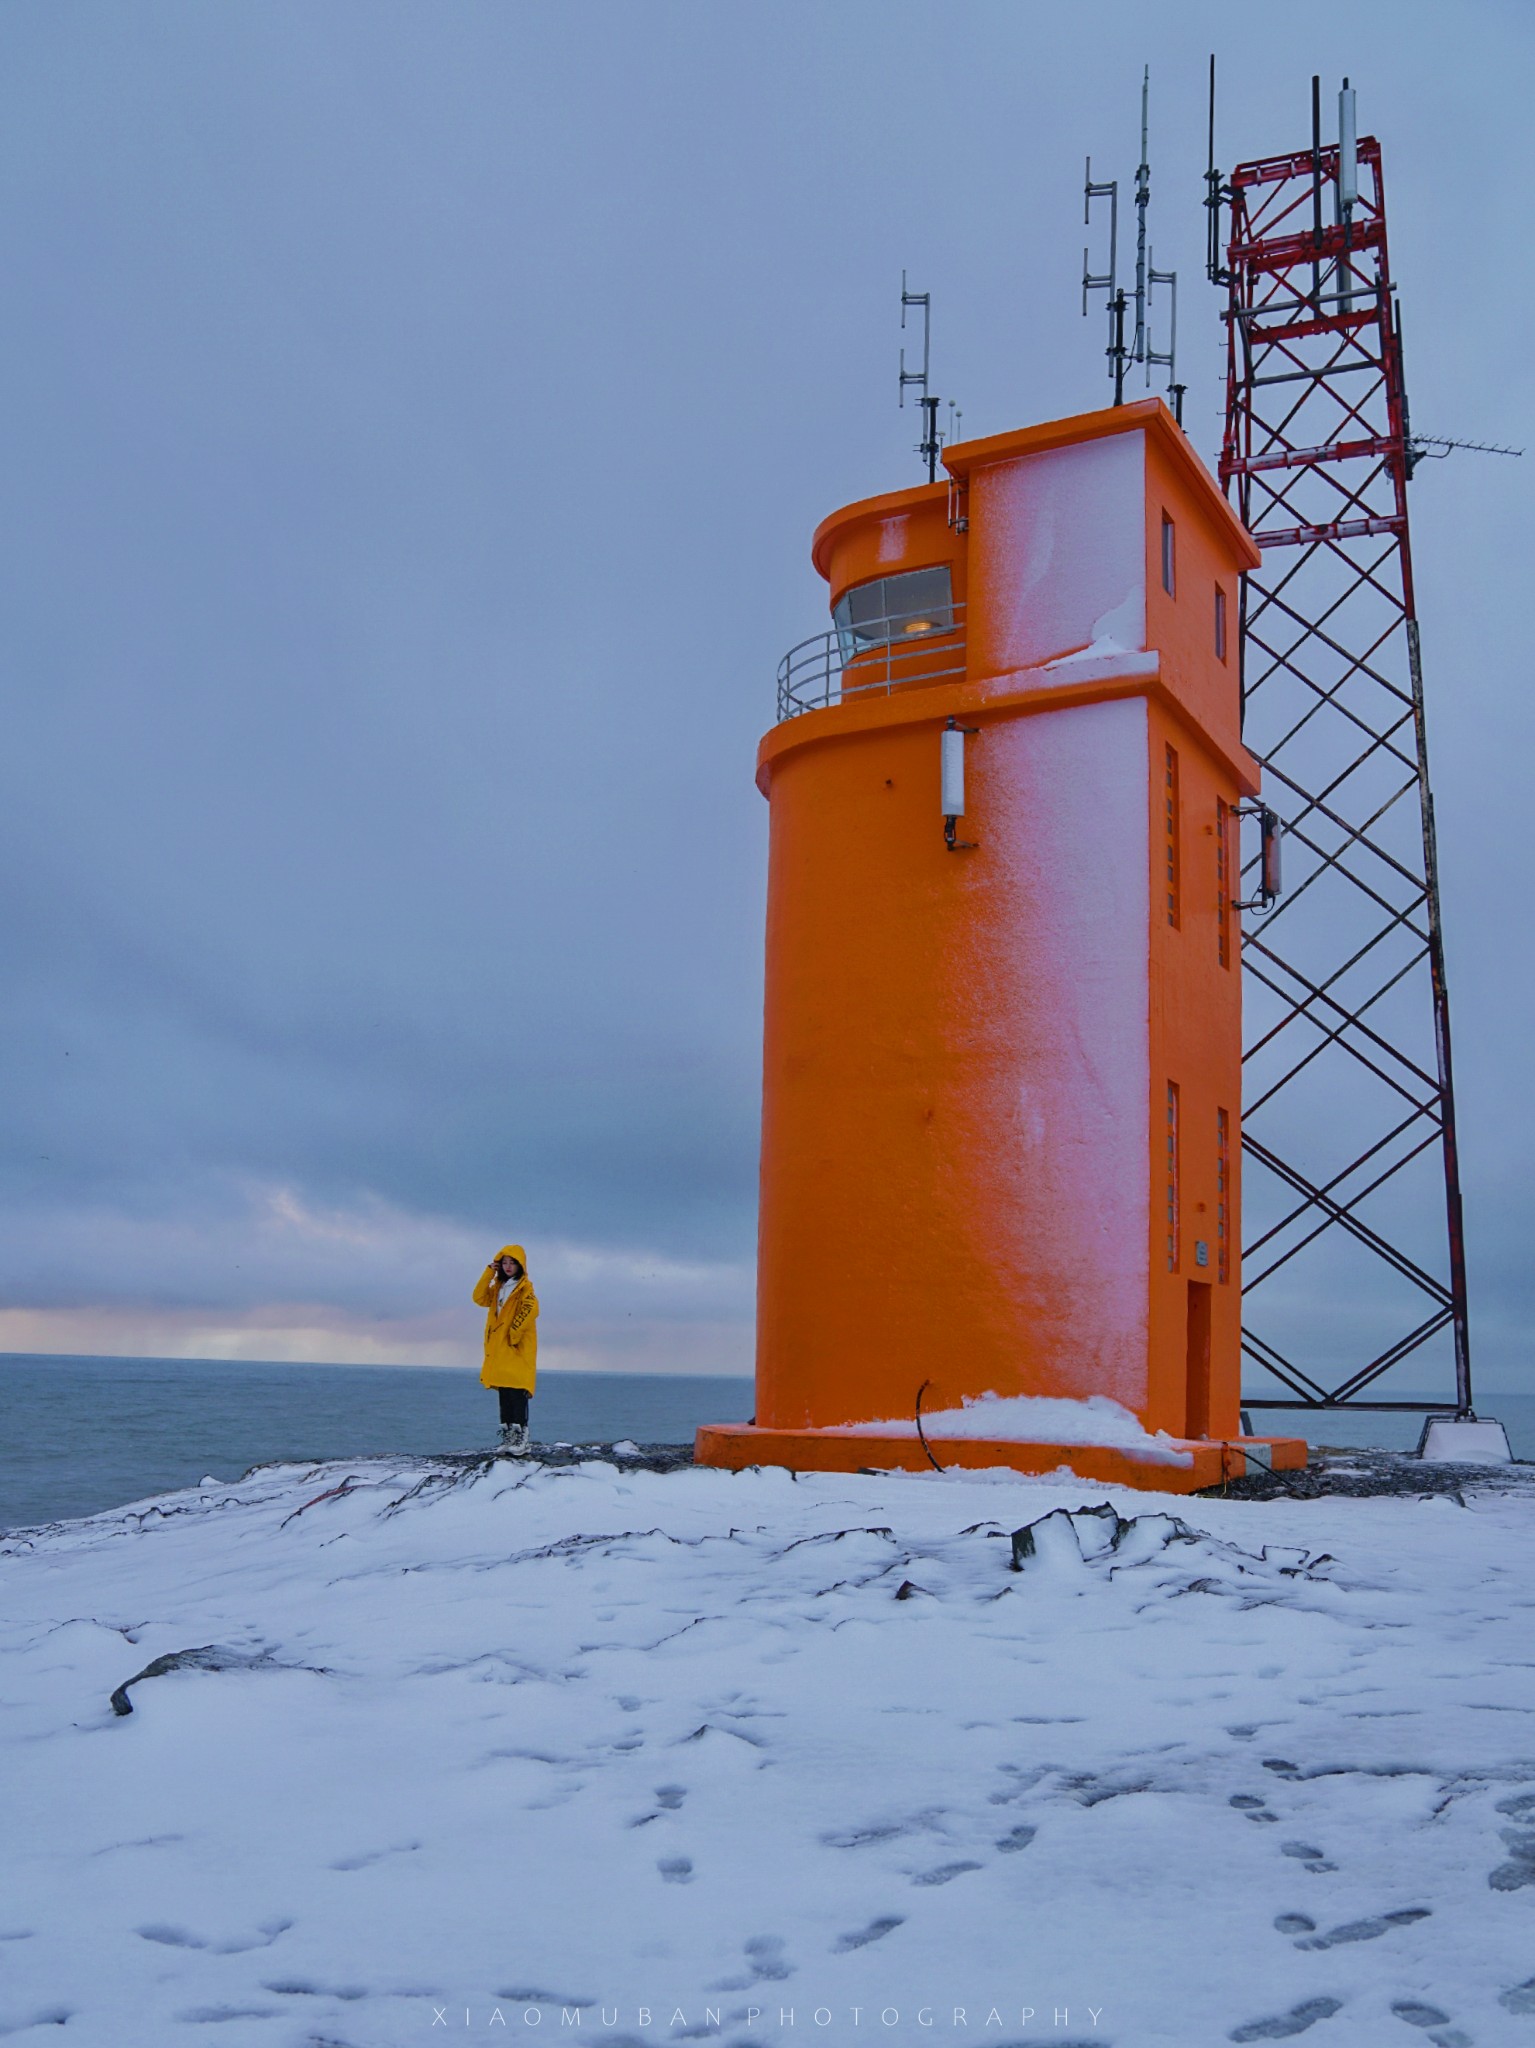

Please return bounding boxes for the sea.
[1,1352,1530,1534]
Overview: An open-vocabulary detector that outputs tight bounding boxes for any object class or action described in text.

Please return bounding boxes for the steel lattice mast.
[1217,104,1473,1418]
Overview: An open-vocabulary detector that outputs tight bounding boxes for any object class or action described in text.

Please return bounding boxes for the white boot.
[497,1421,531,1457]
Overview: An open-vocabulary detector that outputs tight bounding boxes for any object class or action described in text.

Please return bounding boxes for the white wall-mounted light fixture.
[942,718,979,851]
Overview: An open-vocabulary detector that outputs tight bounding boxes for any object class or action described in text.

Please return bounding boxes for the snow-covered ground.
[4,1453,1535,2047]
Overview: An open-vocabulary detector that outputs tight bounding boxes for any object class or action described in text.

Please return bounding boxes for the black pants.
[497,1387,530,1427]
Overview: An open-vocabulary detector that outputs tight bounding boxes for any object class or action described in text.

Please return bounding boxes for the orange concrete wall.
[755,400,1258,1443]
[1144,702,1245,1435]
[756,691,1152,1429]
[1143,424,1247,772]
[811,481,965,610]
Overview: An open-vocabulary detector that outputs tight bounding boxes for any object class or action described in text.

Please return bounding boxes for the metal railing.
[776,603,968,722]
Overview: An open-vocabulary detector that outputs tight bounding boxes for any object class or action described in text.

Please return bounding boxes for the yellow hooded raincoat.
[474,1244,539,1393]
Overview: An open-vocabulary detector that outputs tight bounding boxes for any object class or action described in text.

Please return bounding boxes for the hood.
[495,1244,528,1273]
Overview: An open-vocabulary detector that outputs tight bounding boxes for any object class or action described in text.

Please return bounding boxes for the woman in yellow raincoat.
[473,1244,539,1454]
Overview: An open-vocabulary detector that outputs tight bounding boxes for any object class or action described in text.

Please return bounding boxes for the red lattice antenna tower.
[1214,76,1474,1421]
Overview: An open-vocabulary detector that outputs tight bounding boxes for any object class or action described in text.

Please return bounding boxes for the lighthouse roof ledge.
[943,396,1261,572]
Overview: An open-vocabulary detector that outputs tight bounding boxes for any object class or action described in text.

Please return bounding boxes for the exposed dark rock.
[1201,1445,1534,1502]
[109,1645,314,1717]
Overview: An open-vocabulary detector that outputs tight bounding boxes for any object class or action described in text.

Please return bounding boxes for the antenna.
[1205,54,1231,288]
[1082,69,1177,412]
[1132,67,1150,368]
[1335,77,1357,313]
[899,273,943,483]
[1083,158,1125,402]
[1310,74,1324,311]
[1147,258,1181,423]
[1409,435,1525,463]
[1337,78,1358,213]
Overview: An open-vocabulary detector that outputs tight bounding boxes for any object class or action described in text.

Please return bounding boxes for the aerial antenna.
[1132,67,1150,368]
[1310,74,1324,312]
[1409,434,1524,464]
[1148,260,1182,424]
[1337,77,1358,214]
[1335,77,1357,312]
[1082,69,1178,415]
[1205,54,1231,288]
[1082,158,1125,404]
[899,273,943,482]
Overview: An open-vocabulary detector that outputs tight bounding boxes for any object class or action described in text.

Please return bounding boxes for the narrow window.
[1161,512,1176,597]
[1166,1083,1181,1273]
[1164,744,1181,930]
[1215,583,1228,661]
[1216,1108,1231,1284]
[1215,796,1230,967]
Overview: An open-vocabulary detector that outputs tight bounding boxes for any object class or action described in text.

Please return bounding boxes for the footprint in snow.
[498,1988,601,2007]
[1390,2005,1452,2032]
[1228,1995,1343,2040]
[1278,1839,1337,1872]
[706,1934,795,1988]
[137,1924,205,1949]
[1500,1977,1535,2015]
[1492,1792,1535,1888]
[263,1979,367,2002]
[1489,1829,1535,1892]
[138,1919,292,1955]
[330,1841,420,1871]
[833,1917,904,1953]
[657,1857,694,1884]
[743,1936,791,1981]
[1273,1915,1315,1935]
[1294,1908,1430,1951]
[912,1862,983,1887]
[995,1825,1036,1853]
[175,2006,283,2024]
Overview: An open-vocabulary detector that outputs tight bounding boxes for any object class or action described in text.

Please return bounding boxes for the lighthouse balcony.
[777,593,967,722]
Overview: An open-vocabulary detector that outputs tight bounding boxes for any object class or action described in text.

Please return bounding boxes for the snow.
[846,1393,1189,1463]
[1039,642,1158,677]
[5,1453,1535,2046]
[876,517,912,566]
[967,432,1146,677]
[972,699,1151,1410]
[1417,1418,1514,1466]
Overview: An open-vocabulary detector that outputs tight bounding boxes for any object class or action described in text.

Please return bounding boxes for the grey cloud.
[1,2,1531,1379]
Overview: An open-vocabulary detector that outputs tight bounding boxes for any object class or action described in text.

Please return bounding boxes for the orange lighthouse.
[697,398,1306,1491]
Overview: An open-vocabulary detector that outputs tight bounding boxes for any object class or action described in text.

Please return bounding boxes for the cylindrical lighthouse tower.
[698,399,1306,1490]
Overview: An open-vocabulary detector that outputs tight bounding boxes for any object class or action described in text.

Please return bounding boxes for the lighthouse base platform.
[694,1423,1308,1494]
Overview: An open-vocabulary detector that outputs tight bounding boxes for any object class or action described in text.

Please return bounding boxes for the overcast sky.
[2,1,1530,1391]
